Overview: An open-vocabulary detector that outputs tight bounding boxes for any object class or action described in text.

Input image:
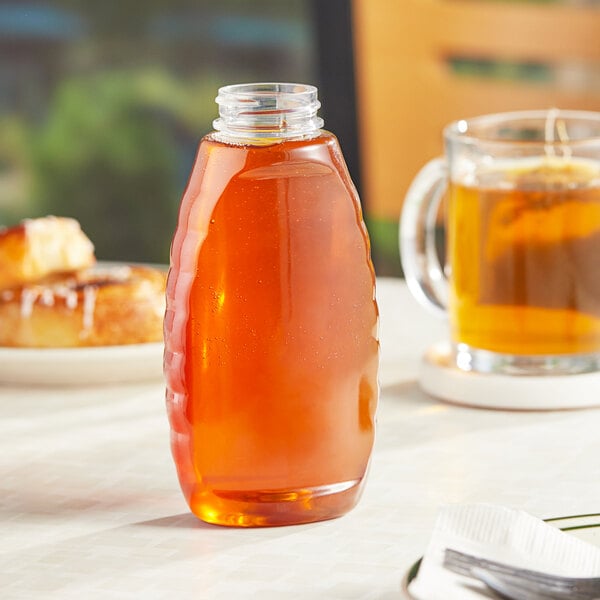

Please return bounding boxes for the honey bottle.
[164,83,379,527]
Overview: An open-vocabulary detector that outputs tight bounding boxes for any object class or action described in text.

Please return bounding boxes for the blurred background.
[2,0,600,275]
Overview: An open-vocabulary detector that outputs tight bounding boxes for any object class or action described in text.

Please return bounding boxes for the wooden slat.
[353,0,600,220]
[432,0,600,62]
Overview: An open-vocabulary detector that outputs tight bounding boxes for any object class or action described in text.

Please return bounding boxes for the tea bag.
[478,110,600,319]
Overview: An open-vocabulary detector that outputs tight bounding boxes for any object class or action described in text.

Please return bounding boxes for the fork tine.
[472,567,579,600]
[444,548,568,584]
[443,549,600,595]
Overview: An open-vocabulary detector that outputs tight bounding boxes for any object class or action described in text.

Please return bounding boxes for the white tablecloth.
[2,278,599,599]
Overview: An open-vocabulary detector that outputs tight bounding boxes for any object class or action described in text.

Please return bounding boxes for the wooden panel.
[353,0,600,219]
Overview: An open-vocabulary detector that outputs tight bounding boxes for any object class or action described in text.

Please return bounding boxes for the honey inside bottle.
[164,84,379,527]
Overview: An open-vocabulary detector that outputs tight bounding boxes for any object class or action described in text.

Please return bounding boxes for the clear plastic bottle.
[164,83,379,527]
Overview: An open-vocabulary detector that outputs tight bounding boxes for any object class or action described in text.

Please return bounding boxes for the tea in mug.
[448,158,600,355]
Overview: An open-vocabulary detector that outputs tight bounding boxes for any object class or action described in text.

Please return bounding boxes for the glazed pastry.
[0,265,166,347]
[0,216,95,291]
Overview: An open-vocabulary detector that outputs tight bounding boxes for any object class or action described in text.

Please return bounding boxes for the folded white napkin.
[408,504,600,600]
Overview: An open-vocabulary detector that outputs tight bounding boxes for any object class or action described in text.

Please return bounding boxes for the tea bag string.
[544,107,572,159]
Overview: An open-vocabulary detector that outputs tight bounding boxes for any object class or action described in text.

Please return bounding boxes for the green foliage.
[365,217,402,277]
[0,116,32,224]
[30,71,187,263]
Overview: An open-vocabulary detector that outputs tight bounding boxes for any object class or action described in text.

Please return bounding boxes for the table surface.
[2,278,599,600]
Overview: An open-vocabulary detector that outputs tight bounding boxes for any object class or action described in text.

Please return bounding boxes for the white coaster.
[420,341,600,411]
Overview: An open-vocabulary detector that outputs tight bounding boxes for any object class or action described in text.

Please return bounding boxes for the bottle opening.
[213,82,324,141]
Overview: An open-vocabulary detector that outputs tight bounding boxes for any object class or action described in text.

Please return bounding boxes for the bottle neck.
[212,82,324,143]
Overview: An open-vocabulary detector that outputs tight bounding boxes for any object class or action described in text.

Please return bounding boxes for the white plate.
[0,342,164,386]
[402,513,600,598]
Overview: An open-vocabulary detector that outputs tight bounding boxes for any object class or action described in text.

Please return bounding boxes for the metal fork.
[443,548,600,600]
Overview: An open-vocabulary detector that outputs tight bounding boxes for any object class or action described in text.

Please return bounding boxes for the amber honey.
[447,159,600,355]
[164,132,379,526]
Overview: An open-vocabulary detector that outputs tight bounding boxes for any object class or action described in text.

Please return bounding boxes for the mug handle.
[399,157,449,317]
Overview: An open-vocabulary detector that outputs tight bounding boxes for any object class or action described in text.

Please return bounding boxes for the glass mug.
[401,110,600,376]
